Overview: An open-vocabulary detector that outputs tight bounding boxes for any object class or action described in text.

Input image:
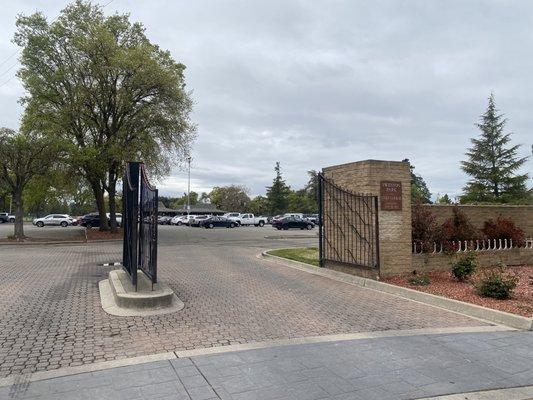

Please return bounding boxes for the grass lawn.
[268,247,319,267]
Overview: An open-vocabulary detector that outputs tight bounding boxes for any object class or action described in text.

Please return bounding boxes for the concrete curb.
[0,239,86,246]
[0,325,513,388]
[0,352,177,388]
[173,325,513,358]
[0,238,122,246]
[418,385,533,400]
[261,250,533,331]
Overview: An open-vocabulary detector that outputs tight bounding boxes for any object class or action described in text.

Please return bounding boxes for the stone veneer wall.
[412,248,533,273]
[322,160,412,278]
[420,204,533,237]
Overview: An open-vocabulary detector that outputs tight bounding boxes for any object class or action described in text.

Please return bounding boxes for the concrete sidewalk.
[2,331,532,400]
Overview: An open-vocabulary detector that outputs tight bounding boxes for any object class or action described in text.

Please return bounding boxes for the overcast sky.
[0,1,532,199]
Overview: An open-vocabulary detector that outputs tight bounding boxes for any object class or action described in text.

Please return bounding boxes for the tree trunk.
[13,189,25,240]
[88,178,109,231]
[0,194,6,212]
[106,164,120,233]
[108,176,117,233]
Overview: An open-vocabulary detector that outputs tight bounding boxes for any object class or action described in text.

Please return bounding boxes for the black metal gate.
[122,161,158,289]
[318,173,380,270]
[139,164,158,285]
[122,162,139,287]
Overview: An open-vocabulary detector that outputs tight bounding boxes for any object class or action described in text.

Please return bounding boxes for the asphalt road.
[157,224,319,247]
[0,221,319,246]
[0,222,85,241]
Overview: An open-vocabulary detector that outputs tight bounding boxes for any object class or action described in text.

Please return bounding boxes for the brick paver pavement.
[3,331,533,400]
[0,236,487,379]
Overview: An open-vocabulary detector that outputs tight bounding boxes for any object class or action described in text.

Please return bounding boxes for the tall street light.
[186,156,192,217]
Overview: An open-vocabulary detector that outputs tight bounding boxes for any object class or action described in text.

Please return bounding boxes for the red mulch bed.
[383,265,533,318]
[86,227,123,241]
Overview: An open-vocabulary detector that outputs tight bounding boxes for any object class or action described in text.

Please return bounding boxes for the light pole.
[186,156,192,217]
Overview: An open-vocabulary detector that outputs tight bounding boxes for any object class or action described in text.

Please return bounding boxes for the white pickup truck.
[239,213,268,227]
[223,213,242,223]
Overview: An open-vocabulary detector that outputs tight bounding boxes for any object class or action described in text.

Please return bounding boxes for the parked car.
[157,216,172,225]
[171,215,191,226]
[239,213,268,227]
[79,213,123,228]
[0,212,9,223]
[304,214,319,224]
[79,213,101,228]
[189,215,210,227]
[199,216,237,229]
[33,214,75,227]
[223,213,242,225]
[284,213,304,219]
[260,215,273,224]
[106,213,122,227]
[272,216,314,230]
[8,214,15,223]
[271,215,283,224]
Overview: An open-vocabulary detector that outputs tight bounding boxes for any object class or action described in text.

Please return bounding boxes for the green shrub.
[451,252,477,282]
[475,265,518,299]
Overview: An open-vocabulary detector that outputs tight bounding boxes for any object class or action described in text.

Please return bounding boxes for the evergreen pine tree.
[266,162,291,215]
[461,94,529,203]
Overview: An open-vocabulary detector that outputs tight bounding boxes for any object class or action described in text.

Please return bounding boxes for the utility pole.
[186,156,192,217]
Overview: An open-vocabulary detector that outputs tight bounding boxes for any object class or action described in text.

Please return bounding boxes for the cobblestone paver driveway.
[0,231,486,378]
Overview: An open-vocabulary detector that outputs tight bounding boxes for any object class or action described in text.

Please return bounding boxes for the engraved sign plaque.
[380,181,402,211]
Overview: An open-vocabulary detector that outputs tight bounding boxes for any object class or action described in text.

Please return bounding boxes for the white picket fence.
[412,238,533,254]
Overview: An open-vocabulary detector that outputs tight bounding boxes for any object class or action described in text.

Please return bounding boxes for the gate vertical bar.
[318,173,324,268]
[374,196,380,269]
[152,188,158,284]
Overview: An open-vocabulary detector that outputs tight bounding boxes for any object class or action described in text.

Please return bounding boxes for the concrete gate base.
[99,269,184,316]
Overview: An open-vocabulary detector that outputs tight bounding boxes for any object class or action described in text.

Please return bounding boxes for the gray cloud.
[0,0,531,198]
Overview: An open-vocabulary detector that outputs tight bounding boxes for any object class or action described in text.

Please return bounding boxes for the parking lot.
[0,222,86,241]
[0,221,316,244]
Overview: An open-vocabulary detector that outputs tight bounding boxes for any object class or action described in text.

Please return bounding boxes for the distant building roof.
[157,202,225,214]
[158,202,176,213]
[176,203,225,214]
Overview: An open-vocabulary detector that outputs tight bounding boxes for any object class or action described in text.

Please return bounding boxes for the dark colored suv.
[80,213,101,228]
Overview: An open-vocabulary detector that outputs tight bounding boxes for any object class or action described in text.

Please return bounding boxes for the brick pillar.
[322,160,412,278]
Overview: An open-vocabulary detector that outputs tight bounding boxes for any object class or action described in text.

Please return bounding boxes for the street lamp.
[186,156,192,217]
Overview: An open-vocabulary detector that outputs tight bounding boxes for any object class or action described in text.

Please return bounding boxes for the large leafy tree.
[15,0,195,231]
[266,162,291,215]
[461,94,529,203]
[0,184,9,212]
[287,189,315,214]
[248,195,269,215]
[209,185,251,212]
[167,192,198,209]
[0,128,57,239]
[304,170,319,212]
